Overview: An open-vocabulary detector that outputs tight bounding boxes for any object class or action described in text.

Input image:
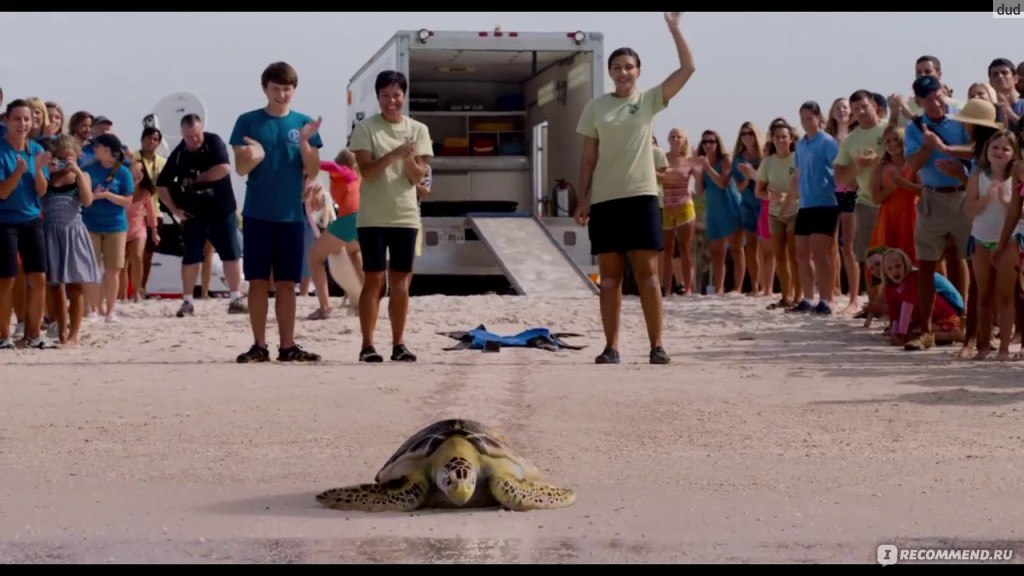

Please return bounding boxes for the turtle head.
[437,456,477,506]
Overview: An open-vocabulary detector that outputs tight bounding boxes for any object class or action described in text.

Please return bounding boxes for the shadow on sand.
[686,315,1024,407]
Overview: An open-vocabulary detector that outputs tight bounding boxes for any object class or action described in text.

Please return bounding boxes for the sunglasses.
[741,131,755,136]
[701,140,717,145]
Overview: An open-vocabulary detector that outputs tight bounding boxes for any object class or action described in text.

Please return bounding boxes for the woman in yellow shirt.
[574,12,696,365]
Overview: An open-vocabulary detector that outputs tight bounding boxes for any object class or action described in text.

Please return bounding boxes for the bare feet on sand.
[955,341,975,360]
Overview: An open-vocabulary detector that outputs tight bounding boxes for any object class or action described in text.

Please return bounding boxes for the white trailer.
[346,28,604,296]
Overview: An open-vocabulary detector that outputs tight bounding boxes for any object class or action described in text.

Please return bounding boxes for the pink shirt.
[662,163,696,207]
[321,161,360,217]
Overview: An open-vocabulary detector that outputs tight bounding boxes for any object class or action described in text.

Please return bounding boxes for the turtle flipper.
[488,474,577,511]
[316,474,429,512]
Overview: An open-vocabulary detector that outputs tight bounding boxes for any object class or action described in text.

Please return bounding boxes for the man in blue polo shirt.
[904,75,973,351]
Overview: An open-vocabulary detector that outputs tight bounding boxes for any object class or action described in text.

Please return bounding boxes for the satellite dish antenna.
[145,92,208,156]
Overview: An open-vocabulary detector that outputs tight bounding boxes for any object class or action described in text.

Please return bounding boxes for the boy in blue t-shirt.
[230,61,324,363]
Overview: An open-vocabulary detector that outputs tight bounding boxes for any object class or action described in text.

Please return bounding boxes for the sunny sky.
[1,11,1018,199]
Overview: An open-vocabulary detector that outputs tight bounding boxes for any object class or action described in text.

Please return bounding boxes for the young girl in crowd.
[695,129,745,294]
[121,159,158,302]
[968,82,998,103]
[307,149,362,320]
[869,125,919,263]
[945,100,1003,359]
[660,127,698,296]
[968,130,1022,360]
[42,135,101,345]
[880,248,965,349]
[826,98,858,302]
[81,133,135,322]
[757,119,801,309]
[863,246,888,329]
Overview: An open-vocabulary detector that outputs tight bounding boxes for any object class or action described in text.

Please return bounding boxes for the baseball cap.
[912,76,942,99]
[94,115,113,126]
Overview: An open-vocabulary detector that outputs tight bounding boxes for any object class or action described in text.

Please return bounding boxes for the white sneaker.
[0,337,15,350]
[25,336,58,349]
[13,323,24,338]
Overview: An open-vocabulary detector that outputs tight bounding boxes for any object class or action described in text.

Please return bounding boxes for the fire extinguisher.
[551,179,575,217]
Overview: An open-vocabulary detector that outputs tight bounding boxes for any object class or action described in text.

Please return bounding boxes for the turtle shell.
[375,419,535,482]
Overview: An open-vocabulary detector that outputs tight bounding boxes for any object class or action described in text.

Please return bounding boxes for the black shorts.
[794,206,840,237]
[183,213,242,266]
[588,195,663,255]
[242,217,304,284]
[0,219,46,278]
[835,191,857,214]
[358,227,418,273]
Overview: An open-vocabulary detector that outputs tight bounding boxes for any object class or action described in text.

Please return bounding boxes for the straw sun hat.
[951,99,1002,130]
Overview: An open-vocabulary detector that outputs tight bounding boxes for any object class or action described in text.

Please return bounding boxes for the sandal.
[391,344,417,362]
[307,308,331,321]
[359,346,383,363]
[787,300,814,313]
[649,346,671,365]
[236,343,270,364]
[278,344,321,362]
[595,346,620,364]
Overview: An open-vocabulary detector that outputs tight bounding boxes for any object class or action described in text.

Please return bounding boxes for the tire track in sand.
[416,359,536,443]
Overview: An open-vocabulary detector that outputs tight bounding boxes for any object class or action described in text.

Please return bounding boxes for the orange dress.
[871,163,919,263]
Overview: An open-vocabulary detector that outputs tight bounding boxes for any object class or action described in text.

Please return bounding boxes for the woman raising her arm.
[574,12,696,365]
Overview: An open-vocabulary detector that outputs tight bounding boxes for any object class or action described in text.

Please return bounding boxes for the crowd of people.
[574,13,1024,363]
[4,13,1024,366]
[0,62,430,363]
[0,94,254,349]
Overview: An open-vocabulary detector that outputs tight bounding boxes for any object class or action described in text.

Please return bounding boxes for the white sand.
[1,293,1022,563]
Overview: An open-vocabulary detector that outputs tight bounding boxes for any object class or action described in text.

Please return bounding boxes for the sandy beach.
[1,293,1022,564]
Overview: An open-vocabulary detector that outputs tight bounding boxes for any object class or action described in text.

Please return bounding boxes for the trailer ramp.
[468,214,598,297]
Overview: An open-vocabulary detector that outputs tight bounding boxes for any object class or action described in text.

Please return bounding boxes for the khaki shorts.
[769,214,796,238]
[914,187,970,262]
[89,231,127,271]
[854,202,880,263]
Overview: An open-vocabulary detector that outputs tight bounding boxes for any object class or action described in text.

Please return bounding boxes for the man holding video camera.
[156,113,247,317]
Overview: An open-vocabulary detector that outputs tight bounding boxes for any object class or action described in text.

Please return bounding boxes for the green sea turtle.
[316,419,576,512]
